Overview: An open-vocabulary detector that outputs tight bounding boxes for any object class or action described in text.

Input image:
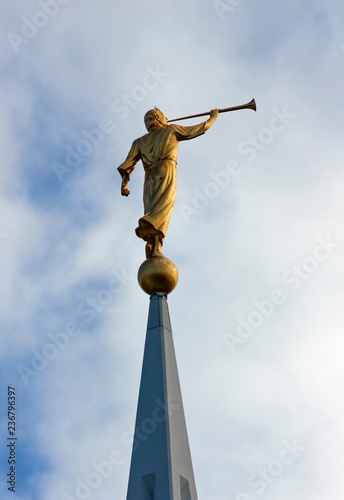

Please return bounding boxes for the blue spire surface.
[126,292,197,500]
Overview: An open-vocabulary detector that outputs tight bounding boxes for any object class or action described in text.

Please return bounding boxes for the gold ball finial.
[138,256,178,295]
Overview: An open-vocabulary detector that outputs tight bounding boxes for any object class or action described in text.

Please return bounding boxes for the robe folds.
[118,123,206,242]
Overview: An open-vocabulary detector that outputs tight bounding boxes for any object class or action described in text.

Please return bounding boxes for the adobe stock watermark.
[61,398,179,500]
[179,106,295,224]
[17,268,134,386]
[237,106,296,162]
[213,0,243,21]
[52,64,169,184]
[223,235,341,353]
[0,233,9,243]
[179,159,241,223]
[51,118,115,183]
[235,438,306,499]
[110,65,169,121]
[7,0,73,54]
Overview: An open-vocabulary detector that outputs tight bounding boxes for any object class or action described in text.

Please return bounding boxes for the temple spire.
[126,292,197,500]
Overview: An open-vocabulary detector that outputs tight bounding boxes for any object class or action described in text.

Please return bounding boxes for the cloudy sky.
[0,0,344,499]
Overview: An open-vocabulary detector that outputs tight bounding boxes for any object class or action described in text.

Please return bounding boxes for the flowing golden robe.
[118,123,206,242]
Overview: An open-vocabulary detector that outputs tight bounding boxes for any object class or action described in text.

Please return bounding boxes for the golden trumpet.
[167,98,257,123]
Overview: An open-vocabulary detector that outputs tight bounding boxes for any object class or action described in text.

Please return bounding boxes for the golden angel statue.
[117,107,219,258]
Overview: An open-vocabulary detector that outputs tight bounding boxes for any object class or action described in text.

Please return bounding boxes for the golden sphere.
[138,256,179,295]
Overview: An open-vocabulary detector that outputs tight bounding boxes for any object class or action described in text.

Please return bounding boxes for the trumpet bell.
[247,98,257,111]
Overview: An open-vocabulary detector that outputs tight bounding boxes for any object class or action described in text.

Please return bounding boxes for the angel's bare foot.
[152,234,163,257]
[145,240,153,259]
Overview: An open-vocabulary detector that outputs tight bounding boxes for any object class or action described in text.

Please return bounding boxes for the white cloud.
[1,0,343,499]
